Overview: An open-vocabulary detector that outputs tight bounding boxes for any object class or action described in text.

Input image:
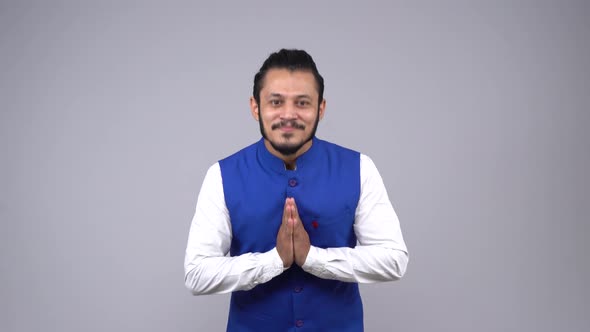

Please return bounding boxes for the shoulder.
[315,138,360,158]
[219,140,259,164]
[360,153,376,169]
[202,162,222,184]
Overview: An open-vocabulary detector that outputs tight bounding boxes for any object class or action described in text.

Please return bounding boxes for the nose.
[279,103,297,120]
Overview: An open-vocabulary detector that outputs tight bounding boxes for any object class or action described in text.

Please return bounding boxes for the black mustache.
[271,121,305,130]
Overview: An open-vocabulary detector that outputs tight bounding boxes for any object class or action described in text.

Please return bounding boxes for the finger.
[282,197,290,226]
[291,198,299,216]
[291,198,301,225]
[288,206,295,231]
[289,198,296,222]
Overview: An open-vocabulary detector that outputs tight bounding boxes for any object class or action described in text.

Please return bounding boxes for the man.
[184,49,408,331]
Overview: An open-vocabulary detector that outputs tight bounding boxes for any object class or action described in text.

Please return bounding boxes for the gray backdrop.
[1,1,589,331]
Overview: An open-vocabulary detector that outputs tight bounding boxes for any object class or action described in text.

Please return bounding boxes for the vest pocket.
[303,209,356,248]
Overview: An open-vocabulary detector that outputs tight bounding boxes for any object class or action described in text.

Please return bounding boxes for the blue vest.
[219,137,363,331]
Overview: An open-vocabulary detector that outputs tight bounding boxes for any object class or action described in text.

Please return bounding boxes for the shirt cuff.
[256,248,287,284]
[301,246,326,276]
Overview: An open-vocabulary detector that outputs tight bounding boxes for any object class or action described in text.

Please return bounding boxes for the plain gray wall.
[1,1,589,331]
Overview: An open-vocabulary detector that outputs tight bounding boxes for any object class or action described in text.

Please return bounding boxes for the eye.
[270,99,282,106]
[296,100,310,107]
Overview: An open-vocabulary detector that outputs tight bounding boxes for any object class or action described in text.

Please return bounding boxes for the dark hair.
[253,49,324,106]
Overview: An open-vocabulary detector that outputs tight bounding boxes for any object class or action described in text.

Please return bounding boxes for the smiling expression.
[251,68,326,160]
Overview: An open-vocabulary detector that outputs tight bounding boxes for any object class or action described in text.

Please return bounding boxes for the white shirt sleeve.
[184,155,409,295]
[301,154,409,283]
[183,163,285,295]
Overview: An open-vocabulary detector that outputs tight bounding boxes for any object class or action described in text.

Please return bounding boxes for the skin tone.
[276,197,311,267]
[250,68,326,267]
[250,68,326,170]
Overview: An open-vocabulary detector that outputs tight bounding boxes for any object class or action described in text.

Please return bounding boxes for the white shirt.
[184,154,408,295]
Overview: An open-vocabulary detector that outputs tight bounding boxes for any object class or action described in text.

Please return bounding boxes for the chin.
[269,140,305,156]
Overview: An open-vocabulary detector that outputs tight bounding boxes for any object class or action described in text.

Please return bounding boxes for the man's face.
[250,68,326,157]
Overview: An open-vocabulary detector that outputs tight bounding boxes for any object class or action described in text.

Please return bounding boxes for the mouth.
[272,121,305,131]
[279,125,297,132]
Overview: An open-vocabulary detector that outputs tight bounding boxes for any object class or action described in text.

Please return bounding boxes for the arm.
[184,163,285,295]
[301,154,409,283]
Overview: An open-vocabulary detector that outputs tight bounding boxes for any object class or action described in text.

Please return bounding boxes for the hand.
[276,198,294,268]
[290,198,310,267]
[276,198,310,268]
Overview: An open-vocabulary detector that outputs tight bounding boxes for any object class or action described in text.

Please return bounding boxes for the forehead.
[260,69,318,99]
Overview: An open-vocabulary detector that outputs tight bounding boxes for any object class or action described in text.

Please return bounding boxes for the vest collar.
[257,137,321,173]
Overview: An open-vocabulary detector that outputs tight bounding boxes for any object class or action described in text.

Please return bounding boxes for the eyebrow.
[268,93,312,100]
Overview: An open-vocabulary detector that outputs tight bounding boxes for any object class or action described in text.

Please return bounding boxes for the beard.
[259,108,320,157]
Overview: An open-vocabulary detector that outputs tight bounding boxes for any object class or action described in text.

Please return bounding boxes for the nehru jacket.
[220,137,362,331]
[184,137,409,332]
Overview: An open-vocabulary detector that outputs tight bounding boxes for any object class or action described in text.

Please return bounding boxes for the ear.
[318,99,326,120]
[250,96,260,121]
